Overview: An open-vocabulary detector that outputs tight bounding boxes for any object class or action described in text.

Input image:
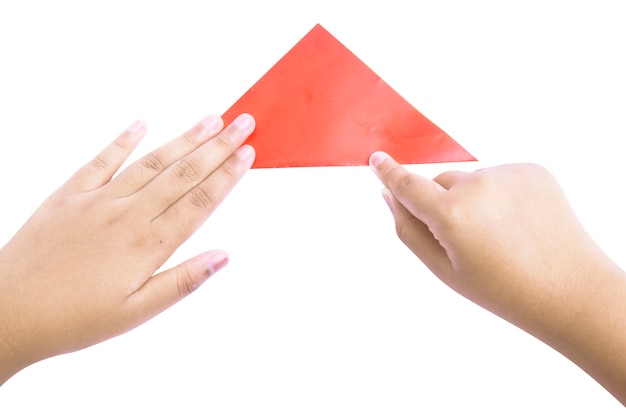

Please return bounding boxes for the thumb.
[369,151,445,224]
[126,250,229,321]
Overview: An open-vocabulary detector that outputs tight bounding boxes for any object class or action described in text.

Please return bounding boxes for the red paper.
[222,24,475,168]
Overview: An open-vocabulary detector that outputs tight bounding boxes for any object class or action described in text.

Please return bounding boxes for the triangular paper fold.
[222,24,475,168]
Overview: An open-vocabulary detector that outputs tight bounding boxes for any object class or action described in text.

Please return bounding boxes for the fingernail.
[207,251,229,276]
[126,120,146,134]
[236,144,256,164]
[381,188,393,212]
[369,151,389,169]
[200,115,222,133]
[233,113,255,132]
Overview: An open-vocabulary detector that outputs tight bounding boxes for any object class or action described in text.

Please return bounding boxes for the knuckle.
[396,174,414,195]
[187,187,215,211]
[524,163,555,183]
[441,201,463,229]
[438,197,471,233]
[385,167,414,196]
[140,153,165,173]
[88,156,109,171]
[211,133,231,149]
[220,161,239,181]
[395,220,408,243]
[111,136,128,151]
[44,189,68,208]
[181,131,198,146]
[394,218,419,247]
[176,266,200,297]
[174,158,201,182]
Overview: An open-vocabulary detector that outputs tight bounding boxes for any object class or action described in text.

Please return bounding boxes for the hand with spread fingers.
[0,113,256,385]
[369,151,626,405]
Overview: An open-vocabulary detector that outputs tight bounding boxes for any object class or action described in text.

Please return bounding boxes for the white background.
[1,1,625,416]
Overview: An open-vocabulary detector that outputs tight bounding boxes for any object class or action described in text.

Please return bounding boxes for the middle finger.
[134,113,255,217]
[109,114,225,197]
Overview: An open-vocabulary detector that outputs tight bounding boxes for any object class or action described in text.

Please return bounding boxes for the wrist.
[0,253,34,385]
[0,318,23,385]
[513,248,626,405]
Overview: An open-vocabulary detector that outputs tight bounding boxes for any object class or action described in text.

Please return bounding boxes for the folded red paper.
[222,24,475,168]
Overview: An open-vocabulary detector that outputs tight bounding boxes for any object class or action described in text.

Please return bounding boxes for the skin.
[0,113,256,385]
[369,151,626,405]
[1,117,624,405]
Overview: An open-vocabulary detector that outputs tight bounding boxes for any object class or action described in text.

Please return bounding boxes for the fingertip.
[125,119,147,135]
[66,119,148,192]
[235,144,256,166]
[120,120,147,150]
[200,114,224,134]
[183,250,229,294]
[232,113,255,133]
[369,151,391,169]
[204,250,229,277]
[381,187,394,213]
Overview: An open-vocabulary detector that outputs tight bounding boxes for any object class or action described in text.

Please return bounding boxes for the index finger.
[369,151,445,221]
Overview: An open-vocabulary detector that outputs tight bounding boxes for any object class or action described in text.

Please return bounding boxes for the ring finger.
[108,114,225,197]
